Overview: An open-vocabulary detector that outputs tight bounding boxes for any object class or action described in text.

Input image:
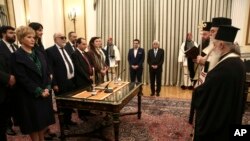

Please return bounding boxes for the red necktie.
[82,53,92,74]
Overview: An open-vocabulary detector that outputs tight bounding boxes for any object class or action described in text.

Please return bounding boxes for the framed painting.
[0,0,9,26]
[0,0,15,26]
[246,7,250,45]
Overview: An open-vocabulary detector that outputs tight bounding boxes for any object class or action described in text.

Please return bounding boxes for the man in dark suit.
[0,54,15,141]
[0,25,18,136]
[147,40,164,96]
[128,39,145,83]
[71,37,96,118]
[71,37,93,90]
[46,33,76,126]
[64,31,77,55]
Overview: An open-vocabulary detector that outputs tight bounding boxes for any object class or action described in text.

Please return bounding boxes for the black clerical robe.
[193,53,246,141]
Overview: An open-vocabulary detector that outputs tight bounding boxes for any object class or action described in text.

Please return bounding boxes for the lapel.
[0,40,12,55]
[52,45,66,64]
[135,48,141,58]
[15,48,41,76]
[75,50,85,64]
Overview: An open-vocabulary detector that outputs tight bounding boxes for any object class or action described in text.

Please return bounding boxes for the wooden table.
[55,82,142,141]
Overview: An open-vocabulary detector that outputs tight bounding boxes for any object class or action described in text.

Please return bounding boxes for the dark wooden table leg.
[113,113,120,141]
[137,86,142,119]
[58,112,65,140]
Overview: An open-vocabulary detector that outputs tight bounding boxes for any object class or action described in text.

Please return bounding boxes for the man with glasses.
[46,33,76,127]
[0,26,18,136]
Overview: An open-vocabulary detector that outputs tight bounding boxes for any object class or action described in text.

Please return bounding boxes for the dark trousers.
[0,102,8,141]
[149,68,162,94]
[130,68,143,83]
[55,79,76,123]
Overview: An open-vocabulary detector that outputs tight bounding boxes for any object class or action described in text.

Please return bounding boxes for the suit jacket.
[10,48,55,133]
[11,48,51,97]
[128,47,145,69]
[0,54,9,103]
[0,40,18,70]
[147,48,164,71]
[71,49,92,89]
[46,45,75,94]
[64,42,75,55]
[0,40,18,103]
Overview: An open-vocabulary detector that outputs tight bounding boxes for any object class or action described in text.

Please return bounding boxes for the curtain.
[96,0,232,86]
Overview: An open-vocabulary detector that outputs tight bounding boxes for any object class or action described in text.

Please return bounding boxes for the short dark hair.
[28,22,43,31]
[0,26,15,39]
[68,31,75,38]
[133,39,140,43]
[76,37,85,45]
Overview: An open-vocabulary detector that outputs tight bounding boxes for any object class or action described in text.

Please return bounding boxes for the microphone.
[104,81,113,93]
[104,69,126,93]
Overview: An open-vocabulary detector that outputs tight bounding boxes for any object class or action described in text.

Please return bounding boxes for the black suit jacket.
[0,54,9,103]
[11,48,51,97]
[0,40,18,103]
[0,40,18,69]
[147,48,164,71]
[71,49,92,89]
[128,47,145,69]
[10,48,55,130]
[46,45,75,94]
[64,42,75,55]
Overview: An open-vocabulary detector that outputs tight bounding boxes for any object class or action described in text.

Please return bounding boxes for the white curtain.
[96,0,232,85]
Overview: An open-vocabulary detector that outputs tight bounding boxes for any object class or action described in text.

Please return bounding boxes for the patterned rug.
[7,96,250,141]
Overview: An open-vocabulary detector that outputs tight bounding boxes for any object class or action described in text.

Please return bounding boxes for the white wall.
[13,0,64,48]
[12,0,26,27]
[29,0,64,48]
[231,0,250,47]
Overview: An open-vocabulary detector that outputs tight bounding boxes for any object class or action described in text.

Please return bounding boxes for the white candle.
[92,67,95,84]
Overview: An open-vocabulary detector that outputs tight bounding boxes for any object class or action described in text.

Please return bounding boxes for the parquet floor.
[142,85,192,100]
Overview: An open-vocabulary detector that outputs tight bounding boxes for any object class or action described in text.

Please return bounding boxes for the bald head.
[53,32,66,47]
[107,36,113,46]
[186,33,192,41]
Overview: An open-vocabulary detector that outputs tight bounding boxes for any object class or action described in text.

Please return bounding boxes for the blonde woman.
[10,26,55,141]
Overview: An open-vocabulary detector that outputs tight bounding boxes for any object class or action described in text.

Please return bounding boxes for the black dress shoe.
[150,93,155,96]
[6,128,16,136]
[188,86,194,90]
[181,85,186,90]
[156,93,160,97]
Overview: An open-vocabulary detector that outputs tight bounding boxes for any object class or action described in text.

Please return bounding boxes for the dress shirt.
[56,44,74,79]
[134,48,138,58]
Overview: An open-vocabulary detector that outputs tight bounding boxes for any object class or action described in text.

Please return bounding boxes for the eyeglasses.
[57,36,67,40]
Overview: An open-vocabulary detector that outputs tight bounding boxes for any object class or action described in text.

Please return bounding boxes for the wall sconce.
[68,8,76,32]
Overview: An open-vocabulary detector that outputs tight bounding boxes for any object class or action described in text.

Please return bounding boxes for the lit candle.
[92,67,95,85]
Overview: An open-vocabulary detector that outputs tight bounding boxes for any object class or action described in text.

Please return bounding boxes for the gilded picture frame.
[246,7,250,45]
[0,0,15,27]
[0,0,10,26]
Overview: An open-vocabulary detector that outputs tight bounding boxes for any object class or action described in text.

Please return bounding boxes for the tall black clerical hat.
[203,22,212,31]
[215,25,239,42]
[212,17,232,27]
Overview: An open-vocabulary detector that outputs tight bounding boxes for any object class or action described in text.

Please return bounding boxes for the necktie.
[11,44,16,52]
[60,48,73,73]
[82,53,92,74]
[154,49,157,57]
